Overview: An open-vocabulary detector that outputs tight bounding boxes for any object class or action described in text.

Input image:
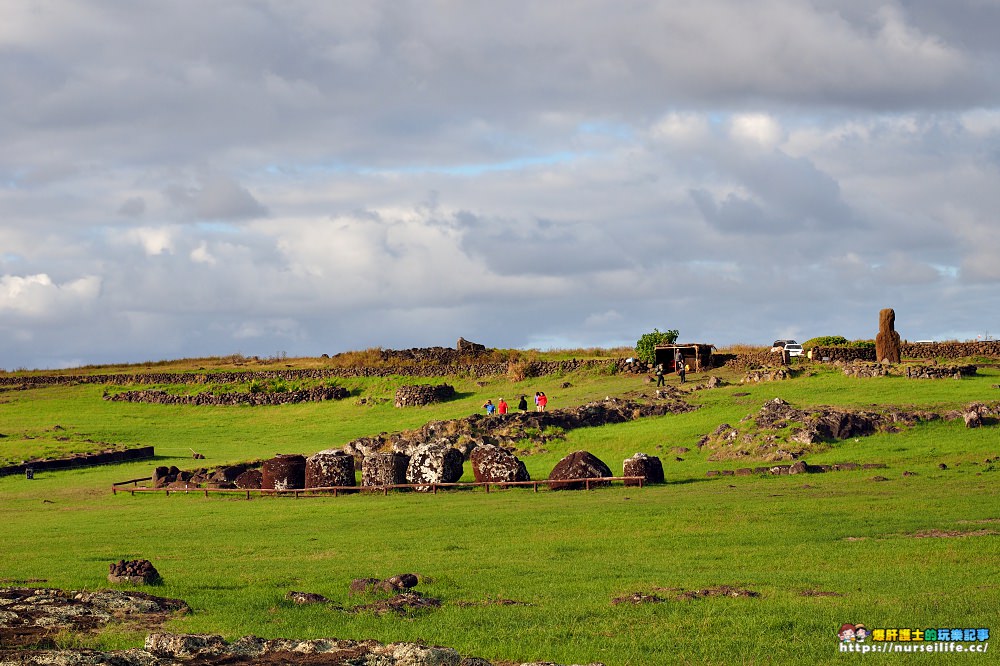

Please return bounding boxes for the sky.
[2,0,1000,370]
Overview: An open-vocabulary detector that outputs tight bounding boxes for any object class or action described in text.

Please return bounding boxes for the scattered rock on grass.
[284,591,330,605]
[349,591,441,616]
[108,559,160,585]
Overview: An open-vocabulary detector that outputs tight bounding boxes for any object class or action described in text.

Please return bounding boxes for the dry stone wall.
[104,386,349,406]
[0,358,628,390]
[393,383,455,407]
[0,446,154,477]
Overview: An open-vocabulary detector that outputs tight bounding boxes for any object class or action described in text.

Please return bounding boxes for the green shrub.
[635,328,679,364]
[802,336,848,350]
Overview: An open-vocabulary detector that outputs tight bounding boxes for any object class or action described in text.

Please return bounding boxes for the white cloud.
[190,242,216,265]
[728,113,783,150]
[0,273,101,318]
[123,227,175,256]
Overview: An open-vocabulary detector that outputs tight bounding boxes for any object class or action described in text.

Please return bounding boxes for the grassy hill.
[1,352,997,664]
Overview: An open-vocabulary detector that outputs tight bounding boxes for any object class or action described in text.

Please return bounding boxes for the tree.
[635,328,679,364]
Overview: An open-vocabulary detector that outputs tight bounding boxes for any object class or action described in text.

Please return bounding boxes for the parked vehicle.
[770,339,800,353]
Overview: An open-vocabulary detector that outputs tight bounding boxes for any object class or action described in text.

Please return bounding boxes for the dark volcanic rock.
[234,469,263,489]
[261,454,306,491]
[469,444,530,483]
[108,559,160,585]
[362,452,410,487]
[305,449,356,488]
[405,444,464,491]
[547,450,613,490]
[623,453,664,486]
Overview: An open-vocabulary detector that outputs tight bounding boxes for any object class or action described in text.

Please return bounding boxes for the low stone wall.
[902,341,1000,359]
[394,384,456,407]
[0,446,155,477]
[103,386,349,406]
[903,364,977,379]
[0,359,626,389]
[721,350,788,371]
[811,346,876,363]
[813,341,1000,363]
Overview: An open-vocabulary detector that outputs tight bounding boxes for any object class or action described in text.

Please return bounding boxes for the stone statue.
[875,308,901,364]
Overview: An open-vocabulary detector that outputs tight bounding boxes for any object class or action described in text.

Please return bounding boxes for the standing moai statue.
[875,308,901,364]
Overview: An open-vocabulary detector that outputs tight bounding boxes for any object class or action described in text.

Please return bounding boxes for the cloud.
[2,1,1000,368]
[0,273,101,319]
[166,174,268,221]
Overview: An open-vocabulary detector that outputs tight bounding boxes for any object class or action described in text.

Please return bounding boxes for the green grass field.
[1,358,998,664]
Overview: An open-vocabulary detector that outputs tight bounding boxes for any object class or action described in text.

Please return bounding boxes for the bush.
[507,359,531,382]
[802,336,849,351]
[635,329,679,364]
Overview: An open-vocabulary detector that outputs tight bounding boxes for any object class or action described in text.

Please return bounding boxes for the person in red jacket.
[537,392,548,411]
[497,397,508,415]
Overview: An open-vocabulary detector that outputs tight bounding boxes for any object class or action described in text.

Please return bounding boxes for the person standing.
[538,391,548,411]
[497,397,508,415]
[655,364,665,386]
[678,361,686,384]
[483,399,495,415]
[534,392,541,411]
[517,395,528,412]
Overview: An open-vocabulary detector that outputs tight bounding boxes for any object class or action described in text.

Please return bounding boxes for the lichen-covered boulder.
[261,454,306,491]
[362,452,411,487]
[470,444,530,483]
[406,444,464,491]
[305,449,356,488]
[623,452,664,486]
[547,450,613,490]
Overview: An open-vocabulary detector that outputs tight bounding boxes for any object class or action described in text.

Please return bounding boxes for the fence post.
[586,479,591,491]
[485,483,490,494]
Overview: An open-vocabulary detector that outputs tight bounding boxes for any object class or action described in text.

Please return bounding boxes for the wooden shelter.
[653,343,715,372]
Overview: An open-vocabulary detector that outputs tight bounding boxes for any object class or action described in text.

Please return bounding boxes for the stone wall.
[394,384,456,408]
[901,341,1000,359]
[719,350,788,371]
[104,386,349,406]
[811,346,876,363]
[0,446,155,477]
[0,358,627,389]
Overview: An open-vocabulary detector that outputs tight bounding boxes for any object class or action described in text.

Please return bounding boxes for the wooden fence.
[111,476,647,498]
